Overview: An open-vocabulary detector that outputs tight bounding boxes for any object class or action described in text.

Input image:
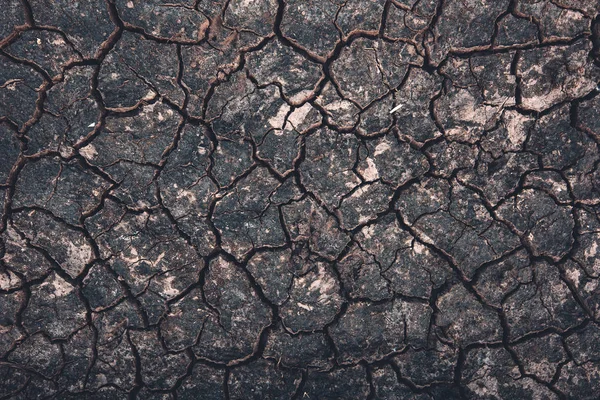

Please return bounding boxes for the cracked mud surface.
[2,0,600,399]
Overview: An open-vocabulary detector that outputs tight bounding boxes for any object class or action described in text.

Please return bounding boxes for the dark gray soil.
[2,0,600,398]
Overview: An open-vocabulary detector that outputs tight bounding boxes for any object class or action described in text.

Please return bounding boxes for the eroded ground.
[1,0,600,399]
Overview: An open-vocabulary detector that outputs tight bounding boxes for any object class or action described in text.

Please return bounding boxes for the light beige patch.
[79,144,98,160]
[41,273,75,297]
[359,158,379,181]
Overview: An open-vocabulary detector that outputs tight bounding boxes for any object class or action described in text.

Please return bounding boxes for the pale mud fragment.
[0,269,20,291]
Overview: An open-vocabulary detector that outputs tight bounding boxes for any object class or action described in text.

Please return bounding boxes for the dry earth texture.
[2,0,600,399]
